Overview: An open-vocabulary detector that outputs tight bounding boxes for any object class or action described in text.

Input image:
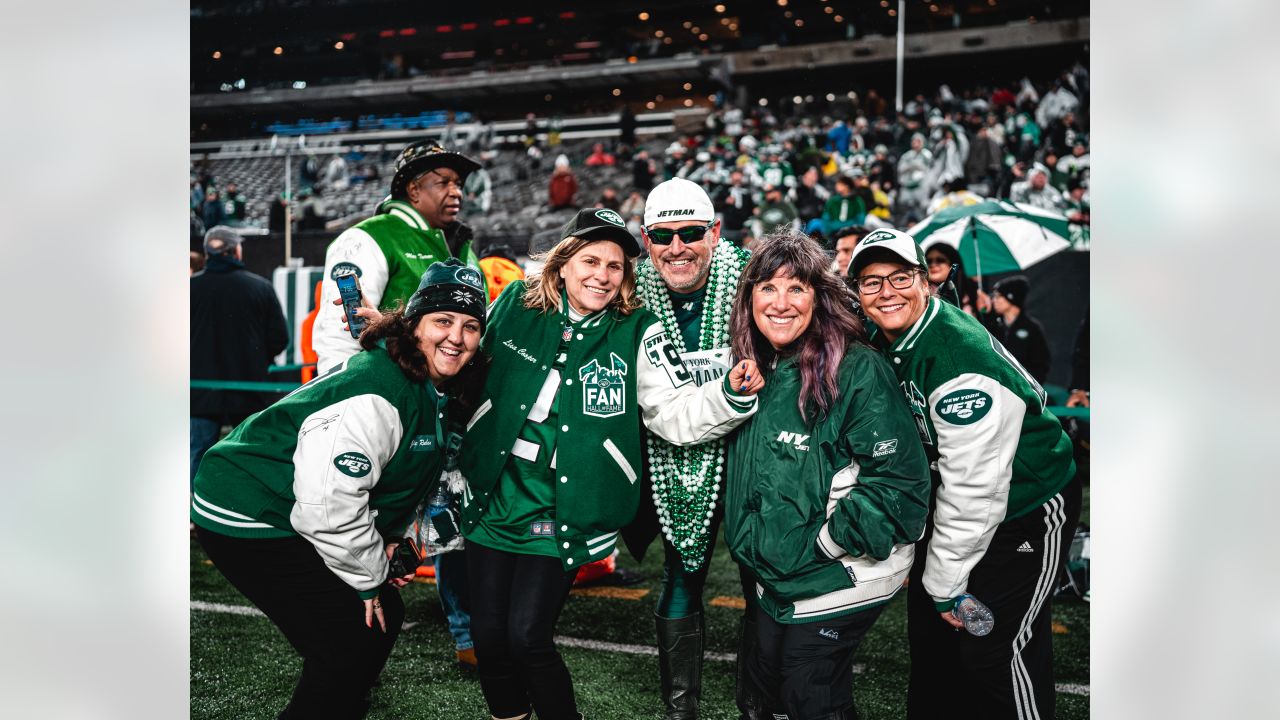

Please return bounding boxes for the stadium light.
[834,15,843,22]
[334,41,344,50]
[826,93,835,101]
[795,19,803,27]
[792,95,802,104]
[612,88,622,96]
[825,6,834,14]
[638,12,650,21]
[715,4,726,12]
[699,33,708,40]
[273,46,283,55]
[683,21,693,29]
[646,101,656,109]
[683,99,694,107]
[212,51,222,59]
[777,0,787,6]
[655,29,665,37]
[758,98,768,106]
[683,82,692,90]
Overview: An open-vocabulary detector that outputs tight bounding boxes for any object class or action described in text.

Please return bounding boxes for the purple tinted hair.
[730,231,867,423]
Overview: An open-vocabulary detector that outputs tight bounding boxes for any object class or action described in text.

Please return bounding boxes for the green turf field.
[191,517,1090,719]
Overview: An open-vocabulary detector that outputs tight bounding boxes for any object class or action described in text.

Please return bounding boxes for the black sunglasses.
[645,223,713,245]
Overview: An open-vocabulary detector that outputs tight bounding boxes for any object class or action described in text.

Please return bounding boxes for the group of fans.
[191,66,1088,720]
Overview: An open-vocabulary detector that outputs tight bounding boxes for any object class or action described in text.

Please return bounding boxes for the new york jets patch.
[872,438,898,457]
[331,262,362,279]
[934,389,992,425]
[334,451,373,477]
[594,208,625,227]
[409,435,436,452]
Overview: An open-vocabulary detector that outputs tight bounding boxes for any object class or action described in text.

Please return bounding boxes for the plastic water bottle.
[953,594,995,636]
[427,484,459,544]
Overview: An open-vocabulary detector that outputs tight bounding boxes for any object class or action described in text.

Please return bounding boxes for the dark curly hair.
[730,231,867,423]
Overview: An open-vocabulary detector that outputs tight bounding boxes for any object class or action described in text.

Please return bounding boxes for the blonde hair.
[522,236,642,315]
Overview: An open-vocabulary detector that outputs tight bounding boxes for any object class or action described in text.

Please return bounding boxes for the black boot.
[735,614,768,720]
[656,612,704,720]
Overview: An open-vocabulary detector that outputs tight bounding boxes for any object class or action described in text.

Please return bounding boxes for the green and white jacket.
[870,297,1075,610]
[191,348,449,600]
[314,200,482,369]
[459,281,757,571]
[724,345,932,623]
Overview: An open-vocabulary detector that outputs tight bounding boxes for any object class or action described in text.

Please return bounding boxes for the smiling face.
[644,220,719,292]
[414,311,482,383]
[407,167,464,227]
[751,268,815,350]
[856,260,929,343]
[925,248,952,284]
[560,240,625,314]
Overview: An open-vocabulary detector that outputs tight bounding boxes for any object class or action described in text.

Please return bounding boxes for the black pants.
[196,527,403,720]
[467,542,581,720]
[748,603,885,720]
[907,475,1082,720]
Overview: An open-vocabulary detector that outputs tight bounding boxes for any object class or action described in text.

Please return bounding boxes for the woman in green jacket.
[723,232,932,720]
[192,260,487,719]
[458,209,763,720]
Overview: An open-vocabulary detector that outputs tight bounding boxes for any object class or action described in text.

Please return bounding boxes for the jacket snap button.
[560,524,568,531]
[560,476,568,483]
[565,379,573,386]
[561,425,569,432]
[576,333,583,340]
[562,542,570,549]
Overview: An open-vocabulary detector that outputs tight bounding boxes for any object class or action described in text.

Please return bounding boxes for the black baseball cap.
[560,208,641,257]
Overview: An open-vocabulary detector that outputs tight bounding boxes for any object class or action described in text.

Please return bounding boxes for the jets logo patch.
[594,209,625,227]
[934,389,992,425]
[334,451,373,477]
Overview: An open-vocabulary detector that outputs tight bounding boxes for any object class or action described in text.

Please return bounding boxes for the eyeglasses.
[644,223,713,245]
[856,269,921,295]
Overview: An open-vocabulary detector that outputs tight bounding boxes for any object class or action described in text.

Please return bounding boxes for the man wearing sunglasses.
[624,178,765,720]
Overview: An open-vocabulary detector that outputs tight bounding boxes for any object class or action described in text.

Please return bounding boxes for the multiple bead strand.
[637,240,750,572]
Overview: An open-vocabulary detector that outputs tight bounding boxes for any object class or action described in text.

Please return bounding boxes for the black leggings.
[196,527,403,720]
[467,542,581,720]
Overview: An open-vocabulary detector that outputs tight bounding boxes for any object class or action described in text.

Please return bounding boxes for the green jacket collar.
[886,296,943,353]
[379,199,434,233]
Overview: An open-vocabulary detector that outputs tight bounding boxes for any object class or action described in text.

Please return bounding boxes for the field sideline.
[191,522,1089,719]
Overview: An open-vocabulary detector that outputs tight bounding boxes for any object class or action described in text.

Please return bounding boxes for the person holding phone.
[192,260,487,719]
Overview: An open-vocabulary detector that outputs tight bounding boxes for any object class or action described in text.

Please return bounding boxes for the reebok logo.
[872,439,898,457]
[817,628,840,640]
[1017,541,1034,553]
[776,431,810,451]
[656,209,695,217]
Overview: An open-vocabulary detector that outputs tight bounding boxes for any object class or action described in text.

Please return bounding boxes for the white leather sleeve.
[313,227,389,372]
[289,394,404,595]
[921,372,1025,603]
[636,321,757,446]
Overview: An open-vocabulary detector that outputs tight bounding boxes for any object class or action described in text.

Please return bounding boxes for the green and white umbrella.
[905,199,1071,277]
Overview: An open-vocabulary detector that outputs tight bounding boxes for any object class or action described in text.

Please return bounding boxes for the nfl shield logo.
[562,324,573,342]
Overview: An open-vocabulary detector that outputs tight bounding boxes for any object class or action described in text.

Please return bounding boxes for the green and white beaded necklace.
[636,239,750,572]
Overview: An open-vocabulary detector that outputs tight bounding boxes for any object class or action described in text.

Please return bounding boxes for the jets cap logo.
[861,230,899,246]
[594,209,625,227]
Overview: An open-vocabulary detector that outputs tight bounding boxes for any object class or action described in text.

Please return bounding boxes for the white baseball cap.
[848,228,928,275]
[644,178,716,227]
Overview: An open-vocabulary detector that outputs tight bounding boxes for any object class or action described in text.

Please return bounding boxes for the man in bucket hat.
[314,139,485,370]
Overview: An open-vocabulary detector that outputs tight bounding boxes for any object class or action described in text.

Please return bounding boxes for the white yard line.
[191,600,1088,696]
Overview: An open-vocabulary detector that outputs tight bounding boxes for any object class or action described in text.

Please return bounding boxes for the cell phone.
[335,272,366,339]
[387,537,423,578]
